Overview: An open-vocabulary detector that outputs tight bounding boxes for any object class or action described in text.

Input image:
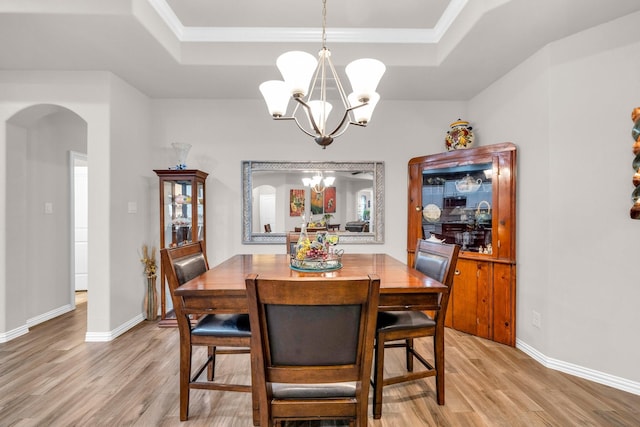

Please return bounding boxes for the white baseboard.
[0,324,29,342]
[0,304,74,343]
[27,303,74,327]
[85,314,144,342]
[0,307,145,343]
[516,338,640,396]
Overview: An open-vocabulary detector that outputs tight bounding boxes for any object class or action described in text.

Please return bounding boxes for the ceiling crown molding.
[147,0,468,44]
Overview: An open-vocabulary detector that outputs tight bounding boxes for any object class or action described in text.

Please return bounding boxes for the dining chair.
[371,239,460,419]
[160,242,254,422]
[245,274,380,427]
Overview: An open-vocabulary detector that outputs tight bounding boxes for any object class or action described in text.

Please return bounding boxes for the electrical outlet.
[532,310,541,328]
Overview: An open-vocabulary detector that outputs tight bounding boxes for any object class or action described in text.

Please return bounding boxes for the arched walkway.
[5,104,88,337]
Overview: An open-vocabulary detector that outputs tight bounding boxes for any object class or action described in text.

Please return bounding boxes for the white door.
[73,155,88,291]
[260,194,276,232]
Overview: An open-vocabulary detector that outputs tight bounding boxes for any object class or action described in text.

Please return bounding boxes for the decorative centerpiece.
[445,119,474,151]
[290,226,343,272]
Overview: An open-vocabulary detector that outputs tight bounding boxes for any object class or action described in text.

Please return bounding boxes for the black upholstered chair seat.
[191,313,251,337]
[272,382,357,399]
[377,311,436,332]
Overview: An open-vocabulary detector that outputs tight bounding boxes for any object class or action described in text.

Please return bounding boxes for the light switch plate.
[128,202,137,214]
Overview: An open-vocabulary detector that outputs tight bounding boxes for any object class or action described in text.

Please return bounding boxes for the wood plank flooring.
[1,292,639,426]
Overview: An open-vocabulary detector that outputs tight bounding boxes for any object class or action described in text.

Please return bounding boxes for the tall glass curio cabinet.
[407,143,516,346]
[154,169,208,324]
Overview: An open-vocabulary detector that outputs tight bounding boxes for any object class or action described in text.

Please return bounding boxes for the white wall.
[469,11,640,388]
[22,111,87,317]
[149,99,467,265]
[0,71,152,341]
[106,74,153,329]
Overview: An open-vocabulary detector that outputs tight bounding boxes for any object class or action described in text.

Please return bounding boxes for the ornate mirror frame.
[242,161,385,244]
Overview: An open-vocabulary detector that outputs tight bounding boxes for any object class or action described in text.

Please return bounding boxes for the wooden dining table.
[173,253,448,425]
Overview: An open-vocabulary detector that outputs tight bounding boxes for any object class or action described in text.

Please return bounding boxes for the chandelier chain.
[321,0,327,49]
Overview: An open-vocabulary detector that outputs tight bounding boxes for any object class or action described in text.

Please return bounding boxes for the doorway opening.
[70,151,88,307]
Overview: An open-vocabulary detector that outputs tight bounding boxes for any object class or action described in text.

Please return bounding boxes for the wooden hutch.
[407,143,516,346]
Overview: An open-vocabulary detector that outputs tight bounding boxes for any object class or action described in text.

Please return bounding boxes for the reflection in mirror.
[242,161,384,244]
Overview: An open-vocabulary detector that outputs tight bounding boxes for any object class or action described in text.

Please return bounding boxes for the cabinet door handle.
[454,269,460,275]
[415,205,422,211]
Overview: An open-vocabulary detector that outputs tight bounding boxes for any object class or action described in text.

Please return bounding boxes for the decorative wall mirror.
[242,161,384,244]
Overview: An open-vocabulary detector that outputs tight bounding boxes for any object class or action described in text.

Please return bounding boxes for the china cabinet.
[154,169,208,323]
[407,143,516,345]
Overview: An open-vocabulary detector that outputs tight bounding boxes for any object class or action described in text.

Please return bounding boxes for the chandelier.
[259,0,385,149]
[302,172,335,193]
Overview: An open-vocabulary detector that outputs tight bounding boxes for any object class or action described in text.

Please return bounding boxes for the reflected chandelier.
[302,172,335,193]
[259,0,385,149]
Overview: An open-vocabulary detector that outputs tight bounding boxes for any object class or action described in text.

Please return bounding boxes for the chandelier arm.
[294,96,324,136]
[331,121,366,139]
[273,116,317,138]
[326,110,352,138]
[326,101,368,137]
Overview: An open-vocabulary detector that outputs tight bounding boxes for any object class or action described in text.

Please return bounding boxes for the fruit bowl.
[289,253,343,272]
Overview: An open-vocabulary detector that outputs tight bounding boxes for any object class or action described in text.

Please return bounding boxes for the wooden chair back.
[245,274,380,427]
[413,239,460,317]
[285,231,319,254]
[414,239,459,286]
[160,242,209,336]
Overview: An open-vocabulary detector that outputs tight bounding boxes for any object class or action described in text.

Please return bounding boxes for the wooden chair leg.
[434,333,445,405]
[372,335,385,419]
[180,344,192,421]
[406,338,414,372]
[207,346,216,381]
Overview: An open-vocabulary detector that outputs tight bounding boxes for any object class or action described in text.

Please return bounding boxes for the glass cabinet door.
[163,179,195,248]
[196,181,205,242]
[421,162,494,254]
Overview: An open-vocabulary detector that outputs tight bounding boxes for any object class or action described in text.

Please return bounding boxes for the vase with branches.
[140,245,158,320]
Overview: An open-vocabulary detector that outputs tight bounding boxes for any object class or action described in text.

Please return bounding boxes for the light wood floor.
[1,293,639,426]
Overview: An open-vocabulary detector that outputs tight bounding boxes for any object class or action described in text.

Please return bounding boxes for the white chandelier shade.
[276,51,318,97]
[259,80,290,117]
[348,92,380,124]
[345,58,386,103]
[306,100,333,134]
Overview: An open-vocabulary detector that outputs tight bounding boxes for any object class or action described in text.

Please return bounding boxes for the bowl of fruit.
[290,232,343,272]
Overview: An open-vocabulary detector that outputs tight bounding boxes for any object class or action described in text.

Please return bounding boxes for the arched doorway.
[6,104,88,331]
